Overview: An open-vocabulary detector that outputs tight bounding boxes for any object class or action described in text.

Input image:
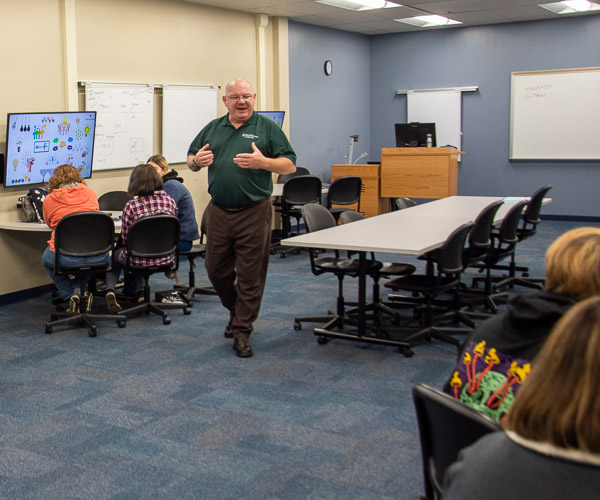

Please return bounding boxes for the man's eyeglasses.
[226,94,254,102]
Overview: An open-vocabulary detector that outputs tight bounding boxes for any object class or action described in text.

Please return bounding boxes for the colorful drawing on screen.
[4,111,97,186]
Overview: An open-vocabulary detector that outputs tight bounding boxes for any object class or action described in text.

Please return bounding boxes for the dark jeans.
[205,197,272,340]
[41,246,109,300]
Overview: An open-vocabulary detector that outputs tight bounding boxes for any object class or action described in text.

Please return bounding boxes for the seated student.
[147,154,199,252]
[41,164,107,313]
[104,164,178,313]
[444,227,600,423]
[442,295,600,499]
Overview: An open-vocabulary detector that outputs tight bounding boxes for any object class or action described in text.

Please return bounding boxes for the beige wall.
[0,0,290,296]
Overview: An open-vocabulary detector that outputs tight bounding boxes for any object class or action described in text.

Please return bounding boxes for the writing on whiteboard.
[523,83,552,100]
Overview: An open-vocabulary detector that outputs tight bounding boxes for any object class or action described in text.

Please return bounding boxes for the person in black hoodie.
[148,154,199,252]
[444,227,600,423]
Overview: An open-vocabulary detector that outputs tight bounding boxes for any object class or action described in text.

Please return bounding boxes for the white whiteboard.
[407,90,462,151]
[162,86,218,164]
[510,67,600,160]
[85,83,154,170]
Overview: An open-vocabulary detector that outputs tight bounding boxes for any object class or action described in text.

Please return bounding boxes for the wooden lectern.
[380,148,460,199]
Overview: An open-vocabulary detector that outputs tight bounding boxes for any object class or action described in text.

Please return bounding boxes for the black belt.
[216,198,264,214]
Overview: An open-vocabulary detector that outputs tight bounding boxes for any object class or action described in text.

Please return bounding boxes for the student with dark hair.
[445,227,600,423]
[104,164,177,313]
[41,164,106,313]
[148,154,198,252]
[443,295,600,499]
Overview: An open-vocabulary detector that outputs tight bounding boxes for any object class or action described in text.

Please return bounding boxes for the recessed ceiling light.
[539,0,600,14]
[315,0,402,12]
[395,14,462,27]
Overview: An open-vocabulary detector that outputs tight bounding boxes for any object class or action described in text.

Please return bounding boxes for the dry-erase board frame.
[510,67,600,160]
[85,83,154,170]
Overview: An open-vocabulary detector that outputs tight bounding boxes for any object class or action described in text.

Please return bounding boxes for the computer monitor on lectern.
[395,122,436,148]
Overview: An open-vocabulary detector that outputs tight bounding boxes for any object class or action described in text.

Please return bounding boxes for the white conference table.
[280,195,547,347]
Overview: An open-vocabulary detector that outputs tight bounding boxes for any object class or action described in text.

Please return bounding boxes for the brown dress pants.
[205,197,272,340]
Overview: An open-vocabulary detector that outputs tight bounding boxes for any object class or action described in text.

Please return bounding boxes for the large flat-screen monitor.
[4,111,97,187]
[395,122,436,148]
[257,111,285,128]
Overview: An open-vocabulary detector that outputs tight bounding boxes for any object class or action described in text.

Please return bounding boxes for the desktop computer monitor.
[256,111,285,128]
[395,122,436,148]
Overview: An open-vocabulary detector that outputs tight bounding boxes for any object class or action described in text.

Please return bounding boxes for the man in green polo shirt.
[187,78,296,358]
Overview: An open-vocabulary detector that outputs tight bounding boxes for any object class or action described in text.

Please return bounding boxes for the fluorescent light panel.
[395,14,462,27]
[539,0,600,14]
[315,0,402,11]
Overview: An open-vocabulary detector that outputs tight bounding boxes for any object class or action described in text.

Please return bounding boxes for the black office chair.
[293,203,383,338]
[339,210,416,324]
[98,191,132,211]
[174,207,217,304]
[412,383,501,500]
[326,175,362,223]
[471,200,529,313]
[45,212,126,337]
[272,167,311,218]
[385,222,474,355]
[118,215,191,324]
[505,185,552,289]
[422,200,504,319]
[276,166,310,184]
[391,197,417,211]
[278,175,323,258]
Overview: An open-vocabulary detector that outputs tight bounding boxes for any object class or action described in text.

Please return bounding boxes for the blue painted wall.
[289,23,370,184]
[290,15,600,217]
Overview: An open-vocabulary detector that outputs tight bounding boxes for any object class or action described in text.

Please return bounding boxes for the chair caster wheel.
[280,253,286,259]
[45,326,53,334]
[294,321,301,330]
[163,316,171,325]
[118,320,126,328]
[317,336,328,345]
[400,348,414,357]
[184,308,191,315]
[89,328,97,337]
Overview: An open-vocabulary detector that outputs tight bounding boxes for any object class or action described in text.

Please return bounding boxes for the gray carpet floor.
[0,218,595,499]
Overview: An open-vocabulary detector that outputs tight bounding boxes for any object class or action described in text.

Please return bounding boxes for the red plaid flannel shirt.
[121,191,178,268]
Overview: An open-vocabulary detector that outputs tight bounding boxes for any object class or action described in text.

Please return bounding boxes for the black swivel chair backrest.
[125,215,180,270]
[276,166,310,184]
[339,209,365,225]
[98,191,132,212]
[465,200,504,264]
[393,197,417,211]
[520,185,552,239]
[280,175,323,238]
[282,175,322,207]
[326,176,362,219]
[437,222,475,278]
[495,200,529,249]
[300,203,339,276]
[412,383,501,500]
[54,211,115,274]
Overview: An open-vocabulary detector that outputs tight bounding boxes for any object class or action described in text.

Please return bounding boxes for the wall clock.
[324,60,332,76]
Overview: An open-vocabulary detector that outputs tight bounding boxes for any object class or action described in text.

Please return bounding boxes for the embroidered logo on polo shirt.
[242,134,259,139]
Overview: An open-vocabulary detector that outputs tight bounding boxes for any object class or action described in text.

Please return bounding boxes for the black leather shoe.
[233,338,253,358]
[224,325,233,338]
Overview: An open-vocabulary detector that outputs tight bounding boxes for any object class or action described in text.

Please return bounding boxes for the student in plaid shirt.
[104,164,178,313]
